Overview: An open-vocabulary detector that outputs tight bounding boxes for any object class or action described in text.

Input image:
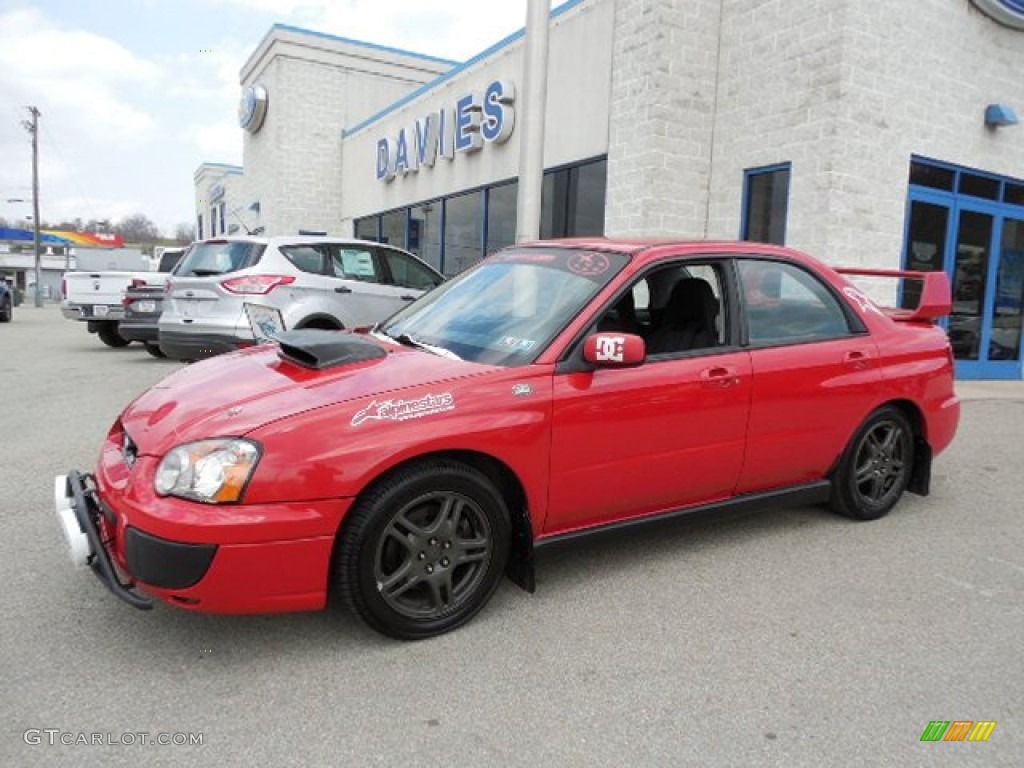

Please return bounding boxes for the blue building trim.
[342,0,589,139]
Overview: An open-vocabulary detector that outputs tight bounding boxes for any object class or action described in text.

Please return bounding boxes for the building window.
[210,206,218,236]
[486,182,518,255]
[219,203,226,234]
[354,217,379,241]
[541,158,608,239]
[443,191,484,276]
[408,202,442,272]
[380,210,405,248]
[742,163,791,245]
[197,215,203,240]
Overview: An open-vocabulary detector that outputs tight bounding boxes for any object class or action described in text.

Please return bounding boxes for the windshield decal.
[567,252,611,277]
[351,393,456,427]
[842,286,884,316]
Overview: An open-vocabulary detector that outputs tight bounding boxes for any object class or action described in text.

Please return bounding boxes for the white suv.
[158,236,443,360]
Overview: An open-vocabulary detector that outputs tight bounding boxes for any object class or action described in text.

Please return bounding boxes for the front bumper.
[54,464,351,614]
[54,472,154,609]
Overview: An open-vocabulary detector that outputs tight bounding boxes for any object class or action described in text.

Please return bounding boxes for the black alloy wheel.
[334,459,509,640]
[831,406,914,521]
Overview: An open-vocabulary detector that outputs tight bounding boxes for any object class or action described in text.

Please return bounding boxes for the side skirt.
[531,479,832,554]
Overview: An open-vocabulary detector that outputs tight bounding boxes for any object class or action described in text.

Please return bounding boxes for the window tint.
[331,247,379,282]
[381,249,441,291]
[280,245,327,275]
[738,260,853,344]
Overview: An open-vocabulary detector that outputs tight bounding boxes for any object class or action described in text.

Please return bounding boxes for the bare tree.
[116,213,161,243]
[173,221,197,245]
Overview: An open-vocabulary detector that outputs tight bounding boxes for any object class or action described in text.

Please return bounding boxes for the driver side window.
[595,263,727,357]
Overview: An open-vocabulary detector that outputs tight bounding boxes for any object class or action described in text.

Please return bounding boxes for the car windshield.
[379,247,629,366]
[174,241,265,277]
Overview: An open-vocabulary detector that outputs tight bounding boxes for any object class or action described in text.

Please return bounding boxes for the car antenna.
[229,206,253,236]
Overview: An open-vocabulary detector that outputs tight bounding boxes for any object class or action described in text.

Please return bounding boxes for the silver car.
[158,236,443,360]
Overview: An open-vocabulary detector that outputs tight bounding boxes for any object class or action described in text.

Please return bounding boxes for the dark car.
[119,282,167,357]
[0,278,13,322]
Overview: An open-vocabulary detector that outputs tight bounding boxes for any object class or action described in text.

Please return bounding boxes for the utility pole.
[515,0,551,243]
[22,106,42,307]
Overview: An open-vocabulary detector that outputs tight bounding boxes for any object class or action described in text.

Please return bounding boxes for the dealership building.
[195,0,1024,379]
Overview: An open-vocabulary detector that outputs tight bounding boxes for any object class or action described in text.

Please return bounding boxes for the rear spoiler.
[835,268,951,322]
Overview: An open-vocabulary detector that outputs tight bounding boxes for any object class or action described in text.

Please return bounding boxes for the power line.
[39,119,102,225]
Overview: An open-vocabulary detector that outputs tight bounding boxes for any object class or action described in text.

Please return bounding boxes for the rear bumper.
[62,303,126,322]
[158,331,252,360]
[118,320,159,343]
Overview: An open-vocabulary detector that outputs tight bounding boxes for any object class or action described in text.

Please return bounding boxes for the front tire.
[96,323,130,347]
[0,298,11,322]
[144,342,166,358]
[831,406,914,521]
[334,459,509,640]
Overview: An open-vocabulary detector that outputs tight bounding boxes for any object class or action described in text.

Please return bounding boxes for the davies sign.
[375,80,515,182]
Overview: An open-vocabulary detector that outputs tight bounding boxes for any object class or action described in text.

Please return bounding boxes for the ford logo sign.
[238,84,269,133]
[971,0,1024,29]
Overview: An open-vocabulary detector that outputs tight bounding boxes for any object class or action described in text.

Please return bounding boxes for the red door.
[545,351,753,536]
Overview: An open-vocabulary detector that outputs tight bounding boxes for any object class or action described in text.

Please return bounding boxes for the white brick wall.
[605,0,723,238]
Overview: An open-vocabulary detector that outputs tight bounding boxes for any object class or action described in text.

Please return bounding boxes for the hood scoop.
[276,330,386,370]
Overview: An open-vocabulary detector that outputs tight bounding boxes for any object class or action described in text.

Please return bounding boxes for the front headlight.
[154,439,260,504]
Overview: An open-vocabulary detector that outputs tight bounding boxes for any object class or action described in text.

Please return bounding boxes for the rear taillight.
[164,278,172,292]
[221,275,296,295]
[122,296,133,307]
[130,278,146,288]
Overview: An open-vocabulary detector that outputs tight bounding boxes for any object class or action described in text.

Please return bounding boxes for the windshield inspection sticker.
[351,393,455,427]
[499,336,537,351]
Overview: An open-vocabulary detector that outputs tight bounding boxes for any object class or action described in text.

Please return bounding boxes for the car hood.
[121,338,496,456]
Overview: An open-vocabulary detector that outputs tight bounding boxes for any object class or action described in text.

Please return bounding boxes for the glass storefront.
[354,156,607,276]
[903,157,1024,379]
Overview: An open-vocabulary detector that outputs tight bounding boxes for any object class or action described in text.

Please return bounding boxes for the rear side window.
[330,247,380,282]
[280,245,328,274]
[175,242,265,277]
[380,249,442,291]
[158,249,185,272]
[738,259,853,344]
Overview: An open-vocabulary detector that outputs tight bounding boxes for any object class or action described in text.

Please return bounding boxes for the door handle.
[843,350,871,370]
[699,366,741,388]
[334,286,352,294]
[400,294,416,301]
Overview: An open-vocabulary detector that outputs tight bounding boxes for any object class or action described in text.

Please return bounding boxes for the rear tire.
[96,323,130,348]
[144,342,166,358]
[333,459,509,640]
[0,298,11,322]
[830,406,914,521]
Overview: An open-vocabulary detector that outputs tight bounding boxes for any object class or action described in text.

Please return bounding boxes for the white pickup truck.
[60,248,185,347]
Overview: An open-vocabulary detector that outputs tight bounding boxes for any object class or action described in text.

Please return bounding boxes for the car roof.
[512,237,817,266]
[193,235,394,248]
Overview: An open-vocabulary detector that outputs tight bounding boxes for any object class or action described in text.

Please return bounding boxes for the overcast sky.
[0,0,535,236]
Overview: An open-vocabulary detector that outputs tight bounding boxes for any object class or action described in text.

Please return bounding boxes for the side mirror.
[583,333,646,367]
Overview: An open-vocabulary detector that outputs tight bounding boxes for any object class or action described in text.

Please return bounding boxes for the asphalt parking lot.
[1,306,1022,767]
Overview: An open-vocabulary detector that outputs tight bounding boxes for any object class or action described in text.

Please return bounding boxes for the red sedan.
[55,239,960,639]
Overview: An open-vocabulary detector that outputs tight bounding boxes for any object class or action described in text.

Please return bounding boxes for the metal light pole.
[515,0,551,243]
[22,107,42,306]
